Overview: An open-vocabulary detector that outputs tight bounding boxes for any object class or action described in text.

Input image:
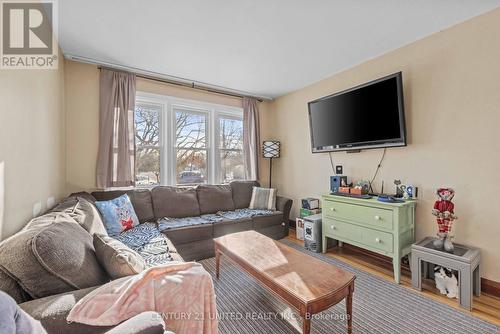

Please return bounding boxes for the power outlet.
[47,196,55,209]
[33,202,42,217]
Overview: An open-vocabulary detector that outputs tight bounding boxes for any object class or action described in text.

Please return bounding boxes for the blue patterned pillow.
[95,194,139,237]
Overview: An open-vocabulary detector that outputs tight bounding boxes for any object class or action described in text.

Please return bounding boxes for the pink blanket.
[67,262,218,334]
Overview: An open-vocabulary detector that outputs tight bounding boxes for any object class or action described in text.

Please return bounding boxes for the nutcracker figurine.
[432,188,458,252]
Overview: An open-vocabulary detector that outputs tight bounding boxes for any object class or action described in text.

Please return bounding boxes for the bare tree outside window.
[135,104,161,186]
[220,117,244,183]
[176,110,208,185]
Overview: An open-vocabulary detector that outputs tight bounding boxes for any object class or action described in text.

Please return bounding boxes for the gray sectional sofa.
[0,180,292,334]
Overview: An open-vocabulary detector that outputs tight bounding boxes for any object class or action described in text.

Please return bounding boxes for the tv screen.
[308,72,406,152]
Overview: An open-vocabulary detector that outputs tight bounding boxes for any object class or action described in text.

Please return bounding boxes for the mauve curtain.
[242,97,260,180]
[96,69,136,189]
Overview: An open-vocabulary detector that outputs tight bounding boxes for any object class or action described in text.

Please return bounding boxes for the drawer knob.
[375,237,381,243]
[331,225,336,230]
[374,215,381,221]
[330,207,336,212]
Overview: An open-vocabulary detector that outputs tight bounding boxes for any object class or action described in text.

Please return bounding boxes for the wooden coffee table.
[214,231,355,334]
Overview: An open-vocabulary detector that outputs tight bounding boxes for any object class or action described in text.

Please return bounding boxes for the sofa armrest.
[19,286,165,334]
[106,312,166,334]
[276,196,293,235]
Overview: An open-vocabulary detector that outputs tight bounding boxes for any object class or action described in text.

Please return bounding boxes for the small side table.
[411,237,480,310]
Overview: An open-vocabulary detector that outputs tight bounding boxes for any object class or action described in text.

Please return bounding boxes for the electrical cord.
[369,148,387,194]
[328,152,335,174]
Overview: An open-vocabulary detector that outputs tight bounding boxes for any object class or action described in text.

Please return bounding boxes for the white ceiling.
[59,1,500,98]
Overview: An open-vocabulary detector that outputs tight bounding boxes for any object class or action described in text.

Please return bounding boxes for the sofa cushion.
[230,180,260,209]
[252,211,284,230]
[91,189,155,223]
[162,224,213,245]
[0,212,109,299]
[93,234,147,279]
[157,216,212,232]
[51,197,108,236]
[114,223,178,267]
[213,218,253,238]
[151,186,200,218]
[0,266,31,303]
[19,288,166,334]
[95,194,140,237]
[196,184,235,214]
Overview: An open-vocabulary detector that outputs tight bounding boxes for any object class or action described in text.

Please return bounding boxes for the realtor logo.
[1,0,58,69]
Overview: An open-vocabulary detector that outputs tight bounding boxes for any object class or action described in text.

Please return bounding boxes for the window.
[134,93,244,186]
[134,104,162,186]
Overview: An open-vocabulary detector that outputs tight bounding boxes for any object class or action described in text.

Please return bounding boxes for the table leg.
[474,265,481,296]
[302,315,310,334]
[346,284,353,334]
[411,257,423,291]
[459,267,472,310]
[215,250,221,280]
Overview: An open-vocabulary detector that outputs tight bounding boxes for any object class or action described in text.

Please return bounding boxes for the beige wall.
[260,8,500,281]
[64,60,243,191]
[0,56,66,239]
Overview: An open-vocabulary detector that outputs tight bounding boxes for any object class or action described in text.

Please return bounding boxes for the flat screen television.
[308,72,406,153]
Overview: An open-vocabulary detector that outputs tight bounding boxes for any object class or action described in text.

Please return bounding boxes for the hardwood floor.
[286,232,500,326]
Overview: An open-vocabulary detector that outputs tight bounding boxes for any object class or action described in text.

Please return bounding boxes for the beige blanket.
[67,262,218,334]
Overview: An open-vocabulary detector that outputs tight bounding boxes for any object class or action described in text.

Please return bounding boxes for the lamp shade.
[262,141,280,158]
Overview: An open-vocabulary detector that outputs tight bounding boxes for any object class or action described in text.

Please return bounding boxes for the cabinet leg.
[322,236,327,253]
[393,255,401,284]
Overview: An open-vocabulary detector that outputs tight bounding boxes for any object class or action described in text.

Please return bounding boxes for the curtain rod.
[64,54,272,102]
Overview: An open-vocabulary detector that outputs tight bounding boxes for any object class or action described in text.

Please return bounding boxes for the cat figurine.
[434,266,459,299]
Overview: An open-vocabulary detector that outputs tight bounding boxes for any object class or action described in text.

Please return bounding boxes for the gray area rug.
[200,239,499,334]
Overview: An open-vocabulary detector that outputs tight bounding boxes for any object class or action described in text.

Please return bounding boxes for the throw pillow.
[249,187,276,211]
[95,194,139,236]
[93,234,147,279]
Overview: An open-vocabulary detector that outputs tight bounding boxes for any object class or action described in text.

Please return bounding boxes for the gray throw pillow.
[249,187,277,210]
[93,234,147,279]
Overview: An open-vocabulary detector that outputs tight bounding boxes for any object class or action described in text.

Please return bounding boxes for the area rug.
[200,239,499,334]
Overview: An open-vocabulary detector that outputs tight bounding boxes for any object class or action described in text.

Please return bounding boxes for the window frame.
[135,91,244,186]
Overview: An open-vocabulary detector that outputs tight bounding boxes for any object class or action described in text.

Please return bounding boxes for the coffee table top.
[214,230,355,304]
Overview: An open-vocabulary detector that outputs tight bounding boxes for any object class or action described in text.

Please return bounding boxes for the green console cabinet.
[322,194,416,283]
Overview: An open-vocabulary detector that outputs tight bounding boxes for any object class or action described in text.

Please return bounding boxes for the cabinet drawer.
[323,219,361,241]
[361,227,393,253]
[323,219,393,253]
[323,200,393,230]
